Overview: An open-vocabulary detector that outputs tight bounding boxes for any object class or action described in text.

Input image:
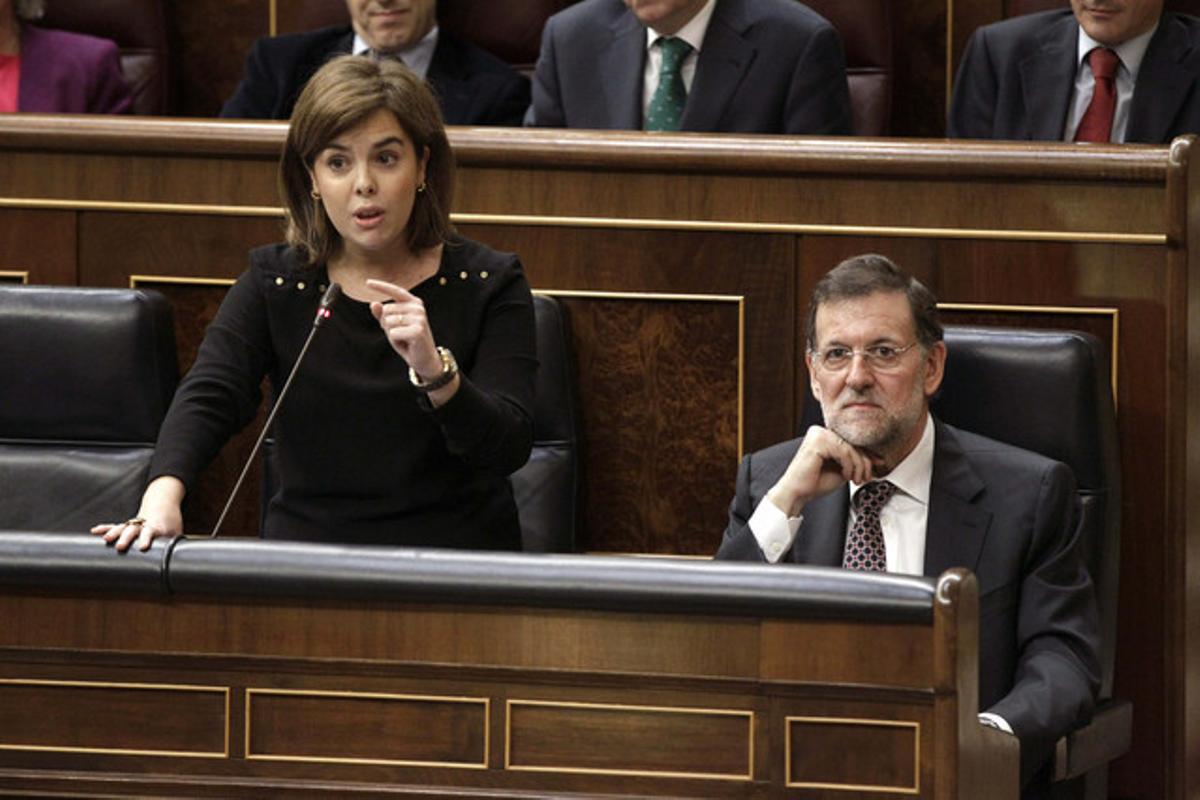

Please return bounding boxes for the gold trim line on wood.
[946,0,955,121]
[939,302,1120,409]
[785,715,920,794]
[269,0,277,37]
[0,197,283,217]
[454,212,1168,245]
[0,270,29,283]
[535,288,742,303]
[131,274,238,289]
[244,688,489,769]
[0,199,1170,243]
[504,699,754,781]
[0,679,230,759]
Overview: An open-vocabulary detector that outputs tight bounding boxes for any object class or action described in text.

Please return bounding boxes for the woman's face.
[309,107,428,261]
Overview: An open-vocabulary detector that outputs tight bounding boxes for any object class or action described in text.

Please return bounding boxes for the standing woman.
[94,56,536,550]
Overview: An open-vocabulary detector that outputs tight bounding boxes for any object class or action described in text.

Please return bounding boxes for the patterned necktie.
[842,480,897,572]
[644,37,692,131]
[1074,47,1120,142]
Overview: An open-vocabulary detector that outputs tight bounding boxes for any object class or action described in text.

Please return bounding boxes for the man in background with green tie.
[525,0,853,134]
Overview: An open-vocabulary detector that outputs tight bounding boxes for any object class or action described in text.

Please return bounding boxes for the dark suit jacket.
[526,0,852,134]
[220,25,530,126]
[949,9,1200,142]
[716,420,1101,788]
[18,24,132,113]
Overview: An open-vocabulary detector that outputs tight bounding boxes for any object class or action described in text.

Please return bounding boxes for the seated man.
[220,0,528,126]
[526,0,852,134]
[716,254,1100,794]
[949,0,1200,142]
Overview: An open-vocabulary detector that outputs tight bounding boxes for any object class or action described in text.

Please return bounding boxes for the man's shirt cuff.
[977,712,1014,734]
[748,498,802,563]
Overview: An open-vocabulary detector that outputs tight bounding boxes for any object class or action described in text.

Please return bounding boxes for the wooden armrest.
[1052,699,1132,782]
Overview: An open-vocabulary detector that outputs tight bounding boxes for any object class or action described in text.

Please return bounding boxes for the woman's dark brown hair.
[279,55,454,266]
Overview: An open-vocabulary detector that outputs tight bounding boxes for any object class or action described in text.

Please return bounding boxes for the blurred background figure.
[526,0,852,134]
[221,0,529,126]
[0,0,132,113]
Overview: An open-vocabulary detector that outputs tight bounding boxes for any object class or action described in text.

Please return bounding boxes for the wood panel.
[787,716,921,793]
[0,562,1000,799]
[0,210,76,285]
[247,690,488,767]
[506,700,752,779]
[0,679,228,757]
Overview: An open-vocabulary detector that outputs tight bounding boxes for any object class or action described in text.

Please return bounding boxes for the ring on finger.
[125,517,146,526]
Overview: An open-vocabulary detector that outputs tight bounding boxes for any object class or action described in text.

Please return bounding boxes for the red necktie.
[1074,48,1120,143]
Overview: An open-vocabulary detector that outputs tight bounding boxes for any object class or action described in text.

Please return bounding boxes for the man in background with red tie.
[948,0,1200,143]
[715,254,1100,796]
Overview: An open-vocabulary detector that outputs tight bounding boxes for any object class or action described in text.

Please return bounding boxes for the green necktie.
[644,37,692,131]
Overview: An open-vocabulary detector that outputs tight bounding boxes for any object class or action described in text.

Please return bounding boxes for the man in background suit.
[716,254,1100,794]
[220,0,529,126]
[949,0,1200,142]
[526,0,852,134]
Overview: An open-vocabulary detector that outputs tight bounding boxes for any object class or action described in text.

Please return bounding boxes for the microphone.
[208,282,341,538]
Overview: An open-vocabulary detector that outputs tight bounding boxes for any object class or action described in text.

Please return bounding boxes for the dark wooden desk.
[0,532,1015,799]
[0,117,1195,798]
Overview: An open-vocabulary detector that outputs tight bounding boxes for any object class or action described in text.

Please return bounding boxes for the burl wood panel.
[506,700,752,779]
[0,680,227,756]
[462,223,795,553]
[787,718,919,792]
[247,690,488,766]
[552,295,739,553]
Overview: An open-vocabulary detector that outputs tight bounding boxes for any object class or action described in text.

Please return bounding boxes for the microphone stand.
[208,283,341,538]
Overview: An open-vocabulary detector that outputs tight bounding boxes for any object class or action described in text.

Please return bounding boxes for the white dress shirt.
[353,25,438,79]
[750,412,935,574]
[640,0,716,119]
[1062,22,1157,143]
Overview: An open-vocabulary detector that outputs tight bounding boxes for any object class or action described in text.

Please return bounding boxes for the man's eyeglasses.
[809,343,920,373]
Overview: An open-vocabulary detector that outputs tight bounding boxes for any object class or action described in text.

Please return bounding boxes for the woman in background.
[94,56,536,550]
[0,0,132,113]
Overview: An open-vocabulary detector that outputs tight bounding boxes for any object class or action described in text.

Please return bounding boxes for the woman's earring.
[310,188,320,199]
[417,182,427,194]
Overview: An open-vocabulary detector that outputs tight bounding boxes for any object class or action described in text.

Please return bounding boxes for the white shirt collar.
[850,411,935,506]
[352,24,439,79]
[1076,18,1158,81]
[643,0,716,53]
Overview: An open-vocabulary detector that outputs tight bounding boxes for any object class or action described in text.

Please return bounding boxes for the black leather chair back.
[0,285,179,531]
[38,0,171,114]
[801,325,1121,698]
[511,294,582,552]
